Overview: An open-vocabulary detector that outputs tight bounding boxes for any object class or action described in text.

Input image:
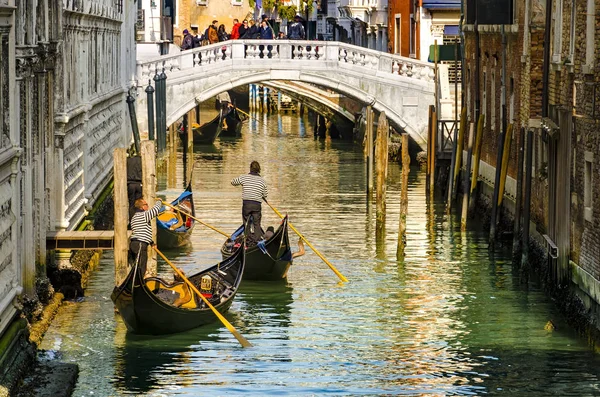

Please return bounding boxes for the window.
[394,14,401,54]
[584,151,593,222]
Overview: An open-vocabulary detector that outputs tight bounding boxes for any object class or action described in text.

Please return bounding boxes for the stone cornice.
[64,9,123,32]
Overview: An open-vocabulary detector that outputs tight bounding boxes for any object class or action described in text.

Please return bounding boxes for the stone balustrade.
[136,40,435,84]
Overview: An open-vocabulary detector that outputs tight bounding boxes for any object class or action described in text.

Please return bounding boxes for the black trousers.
[242,200,262,245]
[129,240,149,276]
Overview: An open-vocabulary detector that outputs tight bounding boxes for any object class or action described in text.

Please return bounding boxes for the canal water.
[39,111,600,396]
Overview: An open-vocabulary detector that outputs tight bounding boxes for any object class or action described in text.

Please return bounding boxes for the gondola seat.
[145,277,197,309]
[158,211,184,230]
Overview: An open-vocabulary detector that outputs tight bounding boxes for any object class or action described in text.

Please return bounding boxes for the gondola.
[192,110,223,145]
[156,184,195,249]
[221,215,292,281]
[111,245,245,335]
[218,107,249,138]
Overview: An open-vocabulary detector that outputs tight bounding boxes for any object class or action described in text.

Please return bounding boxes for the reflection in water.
[37,111,600,396]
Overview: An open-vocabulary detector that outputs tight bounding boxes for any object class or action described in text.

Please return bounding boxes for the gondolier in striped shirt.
[129,198,163,276]
[231,161,268,246]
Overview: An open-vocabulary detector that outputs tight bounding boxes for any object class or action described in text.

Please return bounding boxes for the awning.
[444,25,459,35]
[422,0,461,9]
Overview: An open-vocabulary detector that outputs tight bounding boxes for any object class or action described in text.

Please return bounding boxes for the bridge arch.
[135,41,435,150]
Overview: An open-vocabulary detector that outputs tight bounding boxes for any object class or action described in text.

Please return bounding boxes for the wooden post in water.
[397,134,410,258]
[375,112,389,233]
[497,124,513,208]
[426,105,433,193]
[448,107,467,210]
[468,114,485,214]
[167,123,177,189]
[430,107,437,197]
[461,122,475,230]
[512,127,525,262]
[365,106,374,197]
[187,109,194,182]
[113,148,129,286]
[141,140,157,275]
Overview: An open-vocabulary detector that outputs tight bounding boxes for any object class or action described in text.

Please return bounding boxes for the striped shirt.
[130,200,162,244]
[231,173,268,203]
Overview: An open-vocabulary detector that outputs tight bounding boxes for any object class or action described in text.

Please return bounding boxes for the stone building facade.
[462,0,600,333]
[0,0,136,383]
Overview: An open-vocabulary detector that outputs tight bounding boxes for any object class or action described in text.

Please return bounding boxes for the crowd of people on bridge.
[180,14,306,51]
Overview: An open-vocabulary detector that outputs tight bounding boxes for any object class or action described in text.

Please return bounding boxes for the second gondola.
[221,216,292,281]
[156,184,195,249]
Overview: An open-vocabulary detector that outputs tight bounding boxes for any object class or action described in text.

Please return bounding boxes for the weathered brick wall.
[551,0,600,279]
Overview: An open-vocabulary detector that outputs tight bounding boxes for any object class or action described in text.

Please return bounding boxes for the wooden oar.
[162,201,229,237]
[153,246,252,348]
[264,200,349,283]
[234,107,262,124]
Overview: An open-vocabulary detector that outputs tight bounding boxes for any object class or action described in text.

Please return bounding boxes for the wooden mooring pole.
[429,107,437,197]
[113,147,129,285]
[468,114,485,215]
[521,129,534,273]
[512,127,525,262]
[397,134,410,258]
[447,107,466,211]
[365,106,374,198]
[375,112,389,234]
[141,140,157,275]
[461,122,475,230]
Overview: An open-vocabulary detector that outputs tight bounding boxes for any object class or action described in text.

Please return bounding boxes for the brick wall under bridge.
[134,40,436,150]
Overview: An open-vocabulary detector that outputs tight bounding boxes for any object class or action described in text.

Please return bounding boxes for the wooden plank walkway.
[46,230,129,250]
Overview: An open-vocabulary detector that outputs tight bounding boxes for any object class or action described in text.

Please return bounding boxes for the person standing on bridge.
[230,19,242,39]
[129,198,163,277]
[288,15,305,40]
[231,161,268,246]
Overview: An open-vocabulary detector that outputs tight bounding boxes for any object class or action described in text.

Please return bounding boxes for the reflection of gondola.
[219,107,249,138]
[112,324,222,394]
[236,280,294,329]
[156,184,195,249]
[221,216,292,281]
[192,111,223,145]
[111,246,245,335]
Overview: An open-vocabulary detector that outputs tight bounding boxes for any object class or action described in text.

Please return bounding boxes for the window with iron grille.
[136,9,145,31]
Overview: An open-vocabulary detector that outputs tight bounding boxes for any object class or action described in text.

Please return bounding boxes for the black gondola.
[221,216,292,281]
[192,110,223,145]
[156,184,195,249]
[111,246,245,335]
[219,107,249,138]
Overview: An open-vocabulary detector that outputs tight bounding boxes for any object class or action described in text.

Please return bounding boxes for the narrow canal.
[40,111,600,396]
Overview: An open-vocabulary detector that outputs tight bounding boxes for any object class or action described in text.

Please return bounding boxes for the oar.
[235,107,262,124]
[153,246,252,348]
[162,201,229,237]
[264,200,349,283]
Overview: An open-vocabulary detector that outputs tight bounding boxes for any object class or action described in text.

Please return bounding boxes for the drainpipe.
[145,80,155,141]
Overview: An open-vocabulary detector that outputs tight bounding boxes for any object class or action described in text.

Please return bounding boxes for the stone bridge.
[134,40,435,149]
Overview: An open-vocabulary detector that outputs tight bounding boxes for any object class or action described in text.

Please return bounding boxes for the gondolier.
[130,198,163,276]
[231,161,268,246]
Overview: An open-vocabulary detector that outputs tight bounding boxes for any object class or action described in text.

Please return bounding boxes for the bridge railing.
[136,40,435,85]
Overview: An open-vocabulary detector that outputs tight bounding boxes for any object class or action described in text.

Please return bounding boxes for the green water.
[39,112,600,396]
